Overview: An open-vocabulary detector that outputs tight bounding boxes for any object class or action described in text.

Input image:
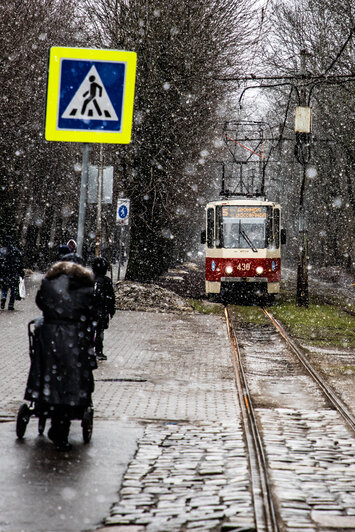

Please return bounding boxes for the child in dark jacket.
[92,257,116,360]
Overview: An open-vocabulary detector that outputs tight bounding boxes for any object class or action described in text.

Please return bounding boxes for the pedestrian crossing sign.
[45,47,137,144]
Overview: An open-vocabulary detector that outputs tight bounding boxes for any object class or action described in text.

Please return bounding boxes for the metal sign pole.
[115,198,130,281]
[77,143,90,256]
[95,144,104,257]
[117,224,122,282]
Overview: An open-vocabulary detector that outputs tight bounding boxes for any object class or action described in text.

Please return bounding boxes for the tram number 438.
[237,263,251,271]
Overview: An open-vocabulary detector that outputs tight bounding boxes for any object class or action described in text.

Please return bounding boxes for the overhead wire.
[224,7,354,190]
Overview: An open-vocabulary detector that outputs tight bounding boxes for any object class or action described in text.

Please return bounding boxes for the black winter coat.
[94,274,116,329]
[0,244,24,287]
[25,261,97,407]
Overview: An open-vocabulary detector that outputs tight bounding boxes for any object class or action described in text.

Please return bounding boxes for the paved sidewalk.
[0,273,252,532]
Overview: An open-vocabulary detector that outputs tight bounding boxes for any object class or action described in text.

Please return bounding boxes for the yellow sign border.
[45,47,137,144]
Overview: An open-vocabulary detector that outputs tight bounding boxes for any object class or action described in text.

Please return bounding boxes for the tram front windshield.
[220,205,267,249]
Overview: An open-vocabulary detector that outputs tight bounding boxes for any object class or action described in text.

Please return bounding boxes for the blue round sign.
[118,205,128,219]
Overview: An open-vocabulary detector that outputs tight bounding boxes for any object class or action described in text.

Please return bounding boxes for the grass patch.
[335,365,355,375]
[229,305,269,325]
[189,299,224,316]
[271,303,355,349]
[279,279,355,313]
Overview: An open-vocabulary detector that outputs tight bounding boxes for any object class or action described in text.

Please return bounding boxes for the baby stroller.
[16,319,93,444]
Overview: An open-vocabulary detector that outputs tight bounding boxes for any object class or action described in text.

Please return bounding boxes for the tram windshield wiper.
[239,221,258,252]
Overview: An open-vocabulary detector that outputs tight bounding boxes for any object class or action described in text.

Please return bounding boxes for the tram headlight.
[225,265,233,275]
[256,266,264,275]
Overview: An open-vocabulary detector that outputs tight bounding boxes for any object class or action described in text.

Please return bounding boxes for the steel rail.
[225,306,279,532]
[263,309,355,434]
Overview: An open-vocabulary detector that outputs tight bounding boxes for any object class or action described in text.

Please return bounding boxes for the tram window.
[216,207,223,248]
[218,205,271,249]
[223,222,263,249]
[207,208,214,248]
[274,208,280,248]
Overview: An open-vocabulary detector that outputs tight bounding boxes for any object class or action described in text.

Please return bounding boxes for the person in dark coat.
[56,244,71,260]
[0,235,25,311]
[92,257,116,360]
[25,254,97,451]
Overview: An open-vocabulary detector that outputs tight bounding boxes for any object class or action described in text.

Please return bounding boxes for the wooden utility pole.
[297,164,309,307]
[295,50,311,307]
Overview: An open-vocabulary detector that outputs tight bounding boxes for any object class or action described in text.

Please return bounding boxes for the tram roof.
[206,198,281,208]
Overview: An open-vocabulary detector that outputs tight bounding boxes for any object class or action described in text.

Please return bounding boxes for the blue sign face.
[118,205,128,219]
[58,59,126,132]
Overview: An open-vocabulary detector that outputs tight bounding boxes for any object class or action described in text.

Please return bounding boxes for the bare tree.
[81,0,259,280]
[262,0,355,275]
[0,0,86,266]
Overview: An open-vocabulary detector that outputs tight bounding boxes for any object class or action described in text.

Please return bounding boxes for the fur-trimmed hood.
[46,261,94,285]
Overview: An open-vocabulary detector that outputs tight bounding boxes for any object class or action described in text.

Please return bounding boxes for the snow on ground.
[115,261,354,314]
[115,280,195,313]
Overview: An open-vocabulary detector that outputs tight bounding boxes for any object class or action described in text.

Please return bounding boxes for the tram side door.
[207,208,214,248]
[273,207,286,247]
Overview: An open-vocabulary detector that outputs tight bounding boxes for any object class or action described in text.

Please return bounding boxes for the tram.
[201,197,286,298]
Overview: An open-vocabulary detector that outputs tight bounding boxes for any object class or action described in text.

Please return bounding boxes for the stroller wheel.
[38,416,46,435]
[82,407,93,443]
[16,404,31,439]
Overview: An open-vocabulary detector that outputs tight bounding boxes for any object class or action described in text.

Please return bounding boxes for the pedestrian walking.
[92,257,116,360]
[31,253,97,451]
[56,243,71,260]
[0,235,24,311]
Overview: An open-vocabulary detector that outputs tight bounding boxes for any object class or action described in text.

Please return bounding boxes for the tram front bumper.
[206,279,280,294]
[221,278,280,294]
[221,277,269,283]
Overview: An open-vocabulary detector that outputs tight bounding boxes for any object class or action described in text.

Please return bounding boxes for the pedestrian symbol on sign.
[81,75,103,116]
[118,205,128,219]
[62,65,118,121]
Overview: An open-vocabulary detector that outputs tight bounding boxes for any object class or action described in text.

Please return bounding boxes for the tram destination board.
[222,206,267,218]
[45,47,137,144]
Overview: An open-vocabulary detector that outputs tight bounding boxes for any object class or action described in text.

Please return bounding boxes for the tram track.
[225,304,355,531]
[262,308,355,434]
[225,306,279,532]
